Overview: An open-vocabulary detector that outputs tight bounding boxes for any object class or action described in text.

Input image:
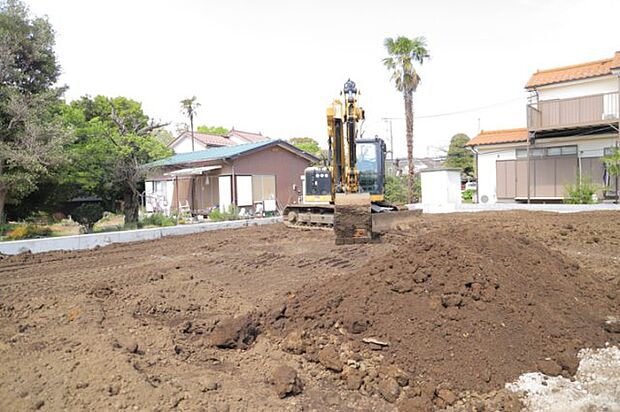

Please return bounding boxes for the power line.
[384,96,524,120]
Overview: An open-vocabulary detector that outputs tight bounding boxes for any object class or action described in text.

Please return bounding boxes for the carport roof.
[146,139,318,168]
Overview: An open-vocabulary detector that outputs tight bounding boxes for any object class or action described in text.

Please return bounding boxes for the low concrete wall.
[0,217,282,256]
[408,203,620,214]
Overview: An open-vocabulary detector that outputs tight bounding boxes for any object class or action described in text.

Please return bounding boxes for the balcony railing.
[527,92,619,131]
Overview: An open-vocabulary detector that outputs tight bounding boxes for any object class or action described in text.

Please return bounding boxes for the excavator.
[283,79,419,244]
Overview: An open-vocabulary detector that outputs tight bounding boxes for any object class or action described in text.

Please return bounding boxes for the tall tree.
[383,36,429,203]
[180,96,200,152]
[63,96,171,224]
[443,133,474,178]
[0,0,71,221]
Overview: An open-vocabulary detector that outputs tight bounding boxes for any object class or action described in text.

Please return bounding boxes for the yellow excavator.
[283,79,419,244]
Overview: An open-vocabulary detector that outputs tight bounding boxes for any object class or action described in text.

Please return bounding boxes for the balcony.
[527,92,619,132]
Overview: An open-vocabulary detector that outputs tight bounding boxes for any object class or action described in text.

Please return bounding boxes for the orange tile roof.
[612,51,620,69]
[526,51,620,89]
[467,128,528,147]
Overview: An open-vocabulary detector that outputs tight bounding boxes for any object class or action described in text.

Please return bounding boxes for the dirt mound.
[266,224,619,406]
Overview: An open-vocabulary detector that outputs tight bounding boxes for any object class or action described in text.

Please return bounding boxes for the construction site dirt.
[1,211,618,411]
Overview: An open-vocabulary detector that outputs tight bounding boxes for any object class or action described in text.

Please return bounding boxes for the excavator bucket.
[371,209,422,232]
[333,193,374,245]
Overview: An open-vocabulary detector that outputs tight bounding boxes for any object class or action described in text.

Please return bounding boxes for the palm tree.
[383,36,429,203]
[180,96,200,152]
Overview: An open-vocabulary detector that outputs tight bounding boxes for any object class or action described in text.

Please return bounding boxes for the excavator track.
[283,204,422,234]
[282,204,334,230]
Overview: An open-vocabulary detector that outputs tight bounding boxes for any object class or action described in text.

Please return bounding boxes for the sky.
[26,0,620,158]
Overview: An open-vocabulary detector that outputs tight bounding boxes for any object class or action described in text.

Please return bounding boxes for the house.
[386,156,446,177]
[167,128,269,154]
[144,139,318,216]
[468,51,620,204]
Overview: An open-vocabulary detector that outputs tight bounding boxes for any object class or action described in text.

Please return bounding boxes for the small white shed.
[420,168,462,206]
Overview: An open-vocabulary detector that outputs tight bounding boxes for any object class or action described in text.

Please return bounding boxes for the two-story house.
[468,51,620,204]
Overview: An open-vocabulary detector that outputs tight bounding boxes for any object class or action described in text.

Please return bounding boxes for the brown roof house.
[167,128,269,154]
[468,51,620,204]
[144,140,318,217]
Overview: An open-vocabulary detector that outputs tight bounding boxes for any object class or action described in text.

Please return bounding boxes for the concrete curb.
[0,217,283,256]
[408,203,620,214]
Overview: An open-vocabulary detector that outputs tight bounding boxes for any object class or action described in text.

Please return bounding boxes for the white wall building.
[469,51,620,204]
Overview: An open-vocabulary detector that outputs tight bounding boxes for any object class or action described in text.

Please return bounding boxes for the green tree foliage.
[443,133,474,178]
[603,147,620,178]
[288,137,321,156]
[384,175,420,204]
[196,125,229,135]
[383,36,430,204]
[0,0,71,221]
[153,128,175,145]
[62,96,172,224]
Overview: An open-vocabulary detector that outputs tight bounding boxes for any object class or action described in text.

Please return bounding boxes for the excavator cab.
[356,138,386,198]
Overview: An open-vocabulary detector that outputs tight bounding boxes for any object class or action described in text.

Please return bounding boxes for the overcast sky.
[26,0,620,157]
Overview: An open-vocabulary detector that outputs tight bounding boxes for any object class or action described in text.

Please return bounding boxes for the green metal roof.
[146,139,283,168]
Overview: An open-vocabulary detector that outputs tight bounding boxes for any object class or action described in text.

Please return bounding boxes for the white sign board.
[236,175,253,206]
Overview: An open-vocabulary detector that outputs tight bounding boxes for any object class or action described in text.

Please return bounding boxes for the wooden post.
[527,133,531,204]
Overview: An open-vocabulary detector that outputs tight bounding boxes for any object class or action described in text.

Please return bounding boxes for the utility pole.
[382,117,399,161]
[389,120,393,161]
[190,115,195,152]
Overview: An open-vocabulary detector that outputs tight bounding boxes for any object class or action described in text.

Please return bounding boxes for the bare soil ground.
[0,211,618,411]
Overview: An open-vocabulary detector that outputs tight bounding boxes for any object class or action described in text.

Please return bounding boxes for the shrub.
[208,208,223,221]
[564,175,601,204]
[25,211,54,225]
[462,189,474,202]
[72,204,105,233]
[5,224,52,240]
[208,205,241,222]
[0,223,16,236]
[140,212,176,227]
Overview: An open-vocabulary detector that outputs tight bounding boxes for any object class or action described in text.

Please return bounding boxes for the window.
[560,146,577,155]
[356,143,378,172]
[518,146,576,158]
[252,175,276,202]
[516,148,543,158]
[546,146,576,156]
